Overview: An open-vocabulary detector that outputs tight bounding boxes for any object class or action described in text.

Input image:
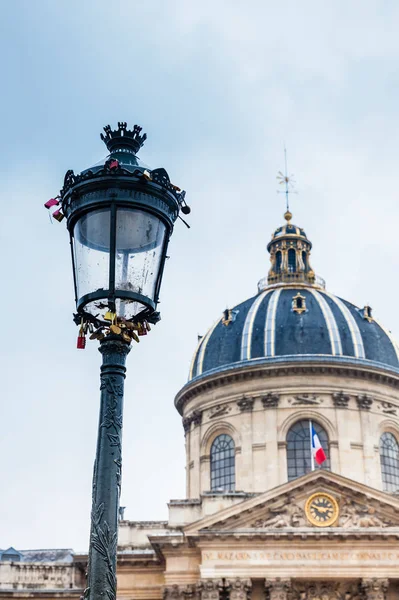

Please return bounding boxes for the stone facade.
[176,361,399,498]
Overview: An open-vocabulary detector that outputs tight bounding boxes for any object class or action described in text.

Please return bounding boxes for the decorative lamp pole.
[46,123,190,600]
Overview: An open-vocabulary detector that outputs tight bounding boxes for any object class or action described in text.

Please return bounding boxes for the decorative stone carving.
[198,580,224,600]
[208,404,231,419]
[361,579,389,600]
[253,503,306,528]
[291,581,361,600]
[182,410,203,433]
[164,585,198,600]
[265,578,291,600]
[252,495,393,529]
[332,391,350,408]
[261,393,280,408]
[381,401,397,415]
[291,394,320,405]
[225,579,252,600]
[339,498,391,528]
[237,397,255,412]
[356,395,373,410]
[191,410,203,426]
[182,417,191,433]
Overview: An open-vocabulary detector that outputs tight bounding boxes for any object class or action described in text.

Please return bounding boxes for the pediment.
[184,471,399,535]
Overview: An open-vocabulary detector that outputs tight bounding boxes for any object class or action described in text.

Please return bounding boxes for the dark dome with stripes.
[189,212,399,381]
[189,287,399,380]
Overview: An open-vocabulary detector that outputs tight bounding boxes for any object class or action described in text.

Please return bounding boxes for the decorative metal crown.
[100,122,147,154]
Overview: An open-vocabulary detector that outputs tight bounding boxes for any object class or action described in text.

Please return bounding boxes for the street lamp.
[47,122,189,600]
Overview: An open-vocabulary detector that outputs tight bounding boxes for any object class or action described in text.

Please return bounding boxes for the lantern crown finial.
[101,122,147,154]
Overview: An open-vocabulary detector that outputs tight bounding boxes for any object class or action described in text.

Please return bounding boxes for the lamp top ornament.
[58,121,189,220]
[100,122,147,154]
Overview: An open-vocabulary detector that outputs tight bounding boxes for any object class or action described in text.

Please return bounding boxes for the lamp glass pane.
[115,208,166,318]
[73,208,110,301]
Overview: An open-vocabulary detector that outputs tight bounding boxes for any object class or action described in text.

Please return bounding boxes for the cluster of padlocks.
[77,311,151,349]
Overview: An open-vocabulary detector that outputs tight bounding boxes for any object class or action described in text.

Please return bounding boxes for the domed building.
[179,210,399,498]
[3,211,399,600]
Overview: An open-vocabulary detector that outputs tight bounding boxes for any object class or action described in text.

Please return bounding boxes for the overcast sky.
[1,0,399,551]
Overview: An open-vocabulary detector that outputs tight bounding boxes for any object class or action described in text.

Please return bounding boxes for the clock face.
[305,493,339,527]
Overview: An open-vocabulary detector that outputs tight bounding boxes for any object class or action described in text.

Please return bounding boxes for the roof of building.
[188,213,399,381]
[19,549,74,563]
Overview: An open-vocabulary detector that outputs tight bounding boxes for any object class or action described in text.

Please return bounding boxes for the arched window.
[210,434,235,491]
[288,248,296,273]
[302,250,307,270]
[275,251,282,273]
[380,432,399,492]
[286,420,330,481]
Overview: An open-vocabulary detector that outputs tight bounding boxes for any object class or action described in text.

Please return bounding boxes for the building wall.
[0,561,83,591]
[179,364,399,498]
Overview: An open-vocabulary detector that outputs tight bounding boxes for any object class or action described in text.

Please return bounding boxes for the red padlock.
[77,333,86,349]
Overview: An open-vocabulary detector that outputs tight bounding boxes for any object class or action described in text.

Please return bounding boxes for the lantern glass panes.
[115,208,166,319]
[73,208,110,301]
[72,205,167,321]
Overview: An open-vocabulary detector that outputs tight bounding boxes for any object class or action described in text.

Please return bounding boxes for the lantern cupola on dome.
[261,210,318,290]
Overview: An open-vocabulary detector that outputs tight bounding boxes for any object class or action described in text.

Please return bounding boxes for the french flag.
[311,423,327,466]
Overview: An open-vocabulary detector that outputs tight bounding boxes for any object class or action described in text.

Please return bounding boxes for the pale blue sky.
[1,0,399,550]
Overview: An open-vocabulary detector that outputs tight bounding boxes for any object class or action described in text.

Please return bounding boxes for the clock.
[305,492,339,527]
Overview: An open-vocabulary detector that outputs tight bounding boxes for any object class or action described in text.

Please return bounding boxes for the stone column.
[263,394,280,489]
[184,423,191,498]
[189,411,202,496]
[357,396,378,487]
[237,397,255,491]
[198,580,224,600]
[361,579,389,600]
[226,578,252,600]
[265,579,291,600]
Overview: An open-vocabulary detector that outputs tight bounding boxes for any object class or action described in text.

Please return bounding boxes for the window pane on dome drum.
[380,432,399,492]
[288,248,296,273]
[275,251,282,273]
[286,420,330,481]
[210,434,235,492]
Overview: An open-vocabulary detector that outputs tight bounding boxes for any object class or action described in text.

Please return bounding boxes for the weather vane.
[277,147,296,215]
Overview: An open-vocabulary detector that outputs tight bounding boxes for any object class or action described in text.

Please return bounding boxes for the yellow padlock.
[104,311,116,322]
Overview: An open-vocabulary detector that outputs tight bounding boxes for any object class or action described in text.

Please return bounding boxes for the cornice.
[191,528,399,541]
[175,356,399,414]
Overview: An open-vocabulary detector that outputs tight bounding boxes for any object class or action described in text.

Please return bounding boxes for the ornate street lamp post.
[47,123,189,600]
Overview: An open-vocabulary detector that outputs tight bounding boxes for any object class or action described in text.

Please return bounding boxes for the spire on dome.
[256,156,325,292]
[277,147,296,214]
